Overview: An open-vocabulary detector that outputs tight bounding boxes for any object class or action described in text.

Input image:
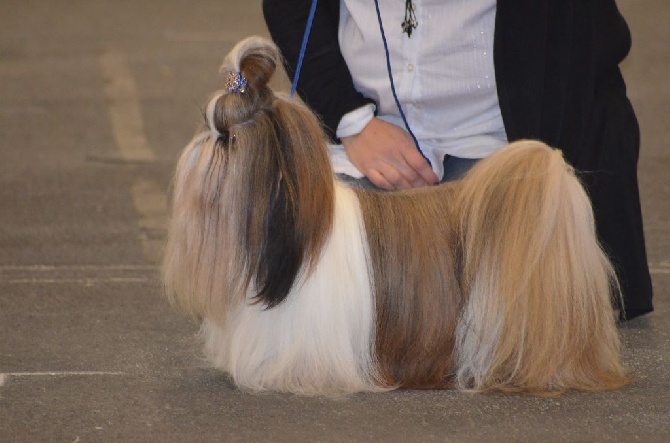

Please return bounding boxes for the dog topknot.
[207,37,279,138]
[221,36,278,92]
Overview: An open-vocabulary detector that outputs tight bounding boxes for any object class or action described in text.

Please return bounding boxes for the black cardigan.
[263,0,653,318]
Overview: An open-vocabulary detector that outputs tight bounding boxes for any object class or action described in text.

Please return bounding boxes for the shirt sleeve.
[262,0,376,140]
[336,103,376,139]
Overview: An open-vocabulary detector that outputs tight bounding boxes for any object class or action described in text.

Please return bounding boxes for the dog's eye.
[216,131,236,148]
[217,133,236,147]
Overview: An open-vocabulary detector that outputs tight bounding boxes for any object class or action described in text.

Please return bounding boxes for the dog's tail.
[454,140,629,394]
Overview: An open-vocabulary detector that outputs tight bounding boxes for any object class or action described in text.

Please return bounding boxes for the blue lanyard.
[373,0,427,164]
[290,0,429,166]
[290,0,319,97]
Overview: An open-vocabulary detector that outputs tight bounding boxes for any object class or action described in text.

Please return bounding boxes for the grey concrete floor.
[0,1,668,442]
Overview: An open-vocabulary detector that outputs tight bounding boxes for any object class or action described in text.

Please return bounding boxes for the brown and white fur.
[163,36,629,395]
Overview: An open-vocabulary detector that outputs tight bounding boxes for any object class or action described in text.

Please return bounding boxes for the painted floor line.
[0,265,158,271]
[650,261,670,275]
[3,371,127,376]
[0,264,160,284]
[99,49,167,263]
[99,49,155,162]
[0,372,127,386]
[7,277,155,284]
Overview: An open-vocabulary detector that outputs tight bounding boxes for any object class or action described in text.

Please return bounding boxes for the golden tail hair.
[454,140,629,394]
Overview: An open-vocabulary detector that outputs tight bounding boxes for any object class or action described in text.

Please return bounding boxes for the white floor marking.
[0,372,127,387]
[99,50,155,163]
[99,49,167,263]
[650,261,670,275]
[0,264,159,285]
[0,265,157,271]
[8,277,153,285]
[132,179,168,262]
[2,371,126,377]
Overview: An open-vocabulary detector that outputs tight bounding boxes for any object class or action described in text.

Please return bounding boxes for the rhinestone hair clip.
[225,71,247,93]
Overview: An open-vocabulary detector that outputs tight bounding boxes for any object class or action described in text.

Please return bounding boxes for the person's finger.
[378,165,414,191]
[388,161,429,188]
[403,149,439,185]
[410,175,430,188]
[366,169,395,191]
[341,117,438,189]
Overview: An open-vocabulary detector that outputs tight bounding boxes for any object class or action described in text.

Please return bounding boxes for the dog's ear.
[251,101,335,308]
[254,168,304,308]
[249,115,300,308]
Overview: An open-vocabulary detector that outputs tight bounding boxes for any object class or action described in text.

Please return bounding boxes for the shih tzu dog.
[163,36,628,395]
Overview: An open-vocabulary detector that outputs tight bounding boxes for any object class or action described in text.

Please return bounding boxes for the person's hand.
[341,117,439,190]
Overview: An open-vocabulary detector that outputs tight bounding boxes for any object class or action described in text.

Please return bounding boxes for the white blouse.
[331,0,508,179]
